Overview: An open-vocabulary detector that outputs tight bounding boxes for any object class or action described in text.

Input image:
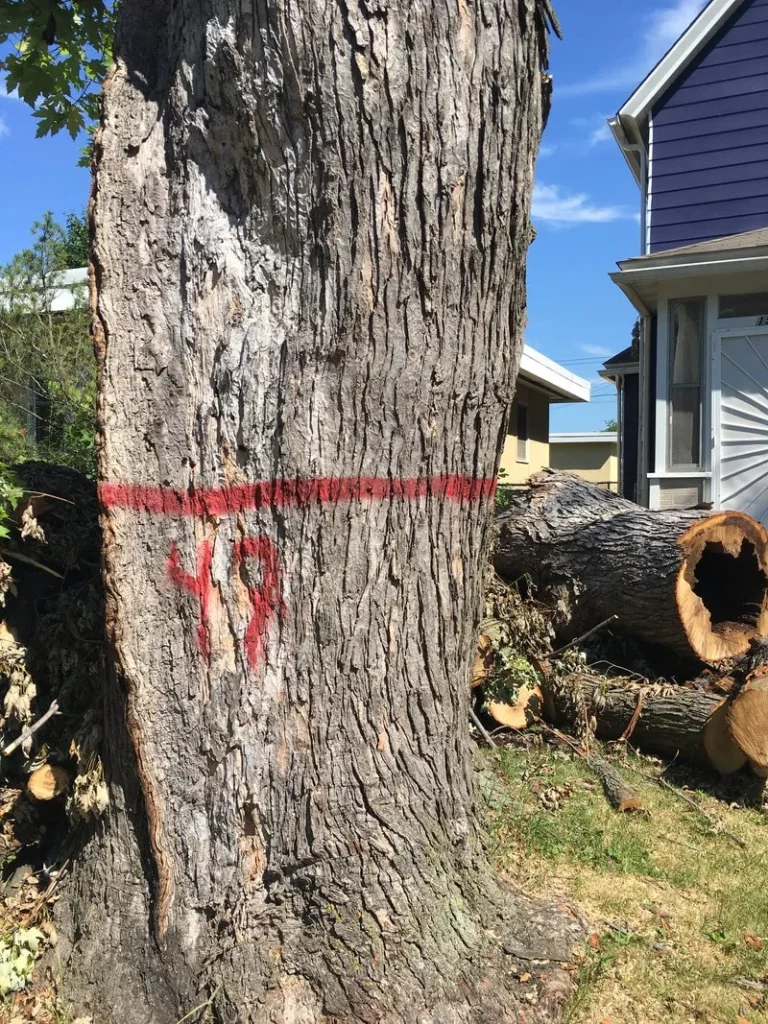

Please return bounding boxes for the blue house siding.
[649,0,768,252]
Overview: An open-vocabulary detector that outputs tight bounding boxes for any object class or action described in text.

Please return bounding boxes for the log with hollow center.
[495,471,768,665]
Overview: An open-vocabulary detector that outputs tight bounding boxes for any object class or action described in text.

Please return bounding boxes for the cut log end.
[677,513,768,663]
[27,765,69,801]
[726,675,768,770]
[703,700,748,775]
[487,685,543,731]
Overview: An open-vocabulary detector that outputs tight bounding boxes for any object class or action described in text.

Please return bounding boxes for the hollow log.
[546,675,748,774]
[495,470,768,664]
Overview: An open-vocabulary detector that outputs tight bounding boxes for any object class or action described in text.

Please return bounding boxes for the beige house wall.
[499,386,550,485]
[549,441,619,491]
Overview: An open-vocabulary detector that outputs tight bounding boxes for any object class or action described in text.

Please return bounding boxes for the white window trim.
[666,295,708,472]
[516,403,530,465]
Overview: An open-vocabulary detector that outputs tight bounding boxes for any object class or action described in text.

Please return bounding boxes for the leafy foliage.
[0,1,114,153]
[0,927,45,996]
[63,210,89,268]
[0,472,23,541]
[0,212,95,475]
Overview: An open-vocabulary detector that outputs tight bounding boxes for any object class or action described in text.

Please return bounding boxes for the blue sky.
[0,0,707,431]
[533,0,708,431]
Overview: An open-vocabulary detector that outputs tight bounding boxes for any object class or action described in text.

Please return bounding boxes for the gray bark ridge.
[57,3,582,1023]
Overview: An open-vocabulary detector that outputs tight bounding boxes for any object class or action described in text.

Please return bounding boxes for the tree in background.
[0,212,95,474]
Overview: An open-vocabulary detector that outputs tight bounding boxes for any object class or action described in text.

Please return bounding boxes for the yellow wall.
[549,441,618,491]
[499,386,550,485]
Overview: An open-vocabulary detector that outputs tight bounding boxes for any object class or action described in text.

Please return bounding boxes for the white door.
[716,329,768,524]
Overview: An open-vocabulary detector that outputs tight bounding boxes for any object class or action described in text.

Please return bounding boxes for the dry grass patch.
[481,743,768,1024]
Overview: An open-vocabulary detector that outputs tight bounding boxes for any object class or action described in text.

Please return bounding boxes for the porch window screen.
[669,298,705,468]
[516,404,529,463]
[718,293,768,319]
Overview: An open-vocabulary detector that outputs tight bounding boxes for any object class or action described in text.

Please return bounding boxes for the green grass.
[482,742,768,1024]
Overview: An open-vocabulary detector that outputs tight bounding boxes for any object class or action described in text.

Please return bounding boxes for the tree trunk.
[57,3,582,1022]
[495,471,768,664]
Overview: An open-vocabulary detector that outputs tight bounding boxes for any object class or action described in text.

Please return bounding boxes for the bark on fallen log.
[495,470,768,664]
[546,674,749,775]
[586,754,642,812]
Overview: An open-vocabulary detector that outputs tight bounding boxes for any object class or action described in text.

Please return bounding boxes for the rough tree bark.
[57,2,582,1022]
[496,471,768,664]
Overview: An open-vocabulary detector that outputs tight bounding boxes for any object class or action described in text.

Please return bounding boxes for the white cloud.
[0,116,8,139]
[589,122,612,147]
[580,344,614,358]
[559,0,708,98]
[533,183,637,226]
[539,143,557,158]
[569,116,613,147]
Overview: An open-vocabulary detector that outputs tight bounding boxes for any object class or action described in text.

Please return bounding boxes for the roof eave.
[617,0,747,131]
[519,346,591,404]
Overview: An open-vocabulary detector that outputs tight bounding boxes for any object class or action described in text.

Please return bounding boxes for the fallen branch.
[541,724,641,813]
[0,547,64,580]
[625,761,747,850]
[587,753,642,812]
[551,615,619,658]
[470,708,497,749]
[2,700,60,757]
[733,978,768,993]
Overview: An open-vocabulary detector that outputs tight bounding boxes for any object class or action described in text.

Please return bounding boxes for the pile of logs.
[486,470,768,780]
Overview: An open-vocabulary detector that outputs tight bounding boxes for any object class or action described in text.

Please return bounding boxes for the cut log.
[27,765,69,801]
[547,674,749,774]
[727,674,768,771]
[495,470,768,664]
[586,754,642,812]
[487,684,543,730]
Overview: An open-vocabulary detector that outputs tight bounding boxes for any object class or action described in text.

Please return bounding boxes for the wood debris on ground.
[0,463,105,1021]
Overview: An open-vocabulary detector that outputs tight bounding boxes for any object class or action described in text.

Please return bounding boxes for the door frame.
[711,326,768,512]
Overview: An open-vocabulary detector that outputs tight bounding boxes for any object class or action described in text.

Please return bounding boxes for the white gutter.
[551,432,617,445]
[613,252,768,283]
[519,345,591,403]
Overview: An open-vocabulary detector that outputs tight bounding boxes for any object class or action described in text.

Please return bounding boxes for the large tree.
[9,0,581,1020]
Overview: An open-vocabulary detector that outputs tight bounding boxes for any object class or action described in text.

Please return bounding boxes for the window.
[719,293,768,319]
[669,298,705,469]
[516,403,529,463]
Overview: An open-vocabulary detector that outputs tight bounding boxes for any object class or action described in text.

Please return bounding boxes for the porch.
[604,228,768,522]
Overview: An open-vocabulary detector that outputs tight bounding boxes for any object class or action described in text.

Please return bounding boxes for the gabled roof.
[609,0,748,181]
[603,345,638,368]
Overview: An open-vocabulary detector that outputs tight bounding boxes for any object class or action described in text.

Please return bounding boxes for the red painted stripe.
[99,474,497,516]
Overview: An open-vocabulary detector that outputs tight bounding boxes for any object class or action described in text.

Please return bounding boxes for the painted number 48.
[167,536,284,669]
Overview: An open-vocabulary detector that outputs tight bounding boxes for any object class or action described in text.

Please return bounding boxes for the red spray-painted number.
[234,535,285,669]
[166,536,283,668]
